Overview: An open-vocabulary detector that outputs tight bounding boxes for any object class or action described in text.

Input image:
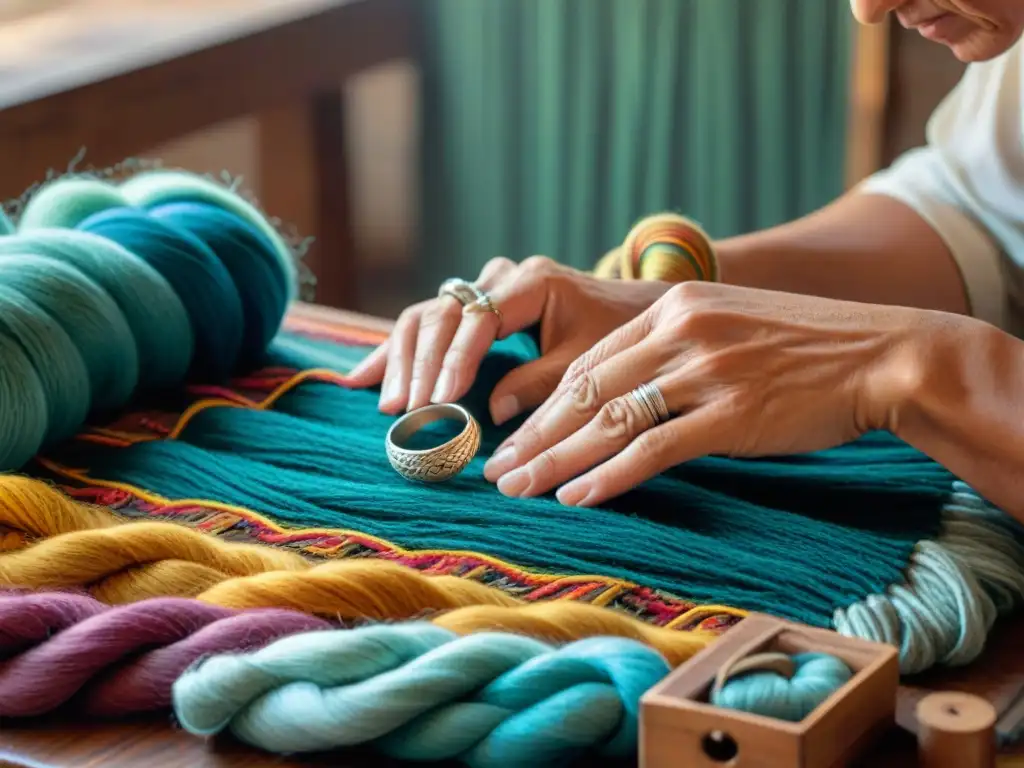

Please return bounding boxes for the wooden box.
[640,613,899,768]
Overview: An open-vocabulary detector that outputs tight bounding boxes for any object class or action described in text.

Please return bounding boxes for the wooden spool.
[917,692,996,768]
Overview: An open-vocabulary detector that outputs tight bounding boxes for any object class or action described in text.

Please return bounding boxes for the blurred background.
[0,0,965,318]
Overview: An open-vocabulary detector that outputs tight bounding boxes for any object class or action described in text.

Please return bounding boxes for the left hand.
[483,281,956,507]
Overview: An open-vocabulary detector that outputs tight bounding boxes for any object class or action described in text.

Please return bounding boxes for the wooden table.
[2,304,1024,766]
[0,0,415,309]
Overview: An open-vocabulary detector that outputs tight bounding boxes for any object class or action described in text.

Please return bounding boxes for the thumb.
[488,348,575,426]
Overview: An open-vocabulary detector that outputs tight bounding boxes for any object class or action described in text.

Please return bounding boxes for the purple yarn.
[0,594,332,717]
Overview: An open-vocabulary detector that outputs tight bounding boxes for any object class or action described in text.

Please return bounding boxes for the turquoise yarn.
[0,229,193,389]
[171,623,670,767]
[0,169,296,471]
[0,283,91,445]
[710,653,853,722]
[146,201,290,363]
[0,255,139,411]
[77,207,246,379]
[0,209,12,235]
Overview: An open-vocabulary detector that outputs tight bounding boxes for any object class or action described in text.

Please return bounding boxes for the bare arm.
[714,192,972,315]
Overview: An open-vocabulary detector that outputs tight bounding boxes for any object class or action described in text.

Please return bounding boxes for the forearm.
[894,319,1024,523]
[715,192,971,315]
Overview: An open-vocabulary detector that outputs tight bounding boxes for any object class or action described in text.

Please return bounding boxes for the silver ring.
[386,403,481,483]
[438,277,479,307]
[630,382,671,428]
[463,291,502,323]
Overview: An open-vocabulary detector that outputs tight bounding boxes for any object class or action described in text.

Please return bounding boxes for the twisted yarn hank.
[0,169,296,471]
[0,591,329,717]
[172,623,671,768]
[0,476,712,665]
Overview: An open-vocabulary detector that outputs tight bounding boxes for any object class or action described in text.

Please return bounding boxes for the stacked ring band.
[630,382,671,428]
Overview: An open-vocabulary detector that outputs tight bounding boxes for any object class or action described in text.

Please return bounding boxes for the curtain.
[417,0,852,286]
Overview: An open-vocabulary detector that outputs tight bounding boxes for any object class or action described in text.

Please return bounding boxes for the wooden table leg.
[258,88,356,310]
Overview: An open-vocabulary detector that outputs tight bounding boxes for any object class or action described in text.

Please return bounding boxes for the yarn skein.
[0,169,296,471]
[0,592,329,717]
[710,652,854,722]
[172,624,671,768]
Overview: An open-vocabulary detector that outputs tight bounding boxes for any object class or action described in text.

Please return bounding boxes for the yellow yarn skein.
[0,475,718,665]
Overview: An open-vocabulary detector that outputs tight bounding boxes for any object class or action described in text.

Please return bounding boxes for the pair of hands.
[349,256,951,507]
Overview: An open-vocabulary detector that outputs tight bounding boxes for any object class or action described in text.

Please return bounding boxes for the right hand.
[346,255,672,426]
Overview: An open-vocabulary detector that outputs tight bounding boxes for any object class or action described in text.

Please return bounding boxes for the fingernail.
[497,467,531,497]
[380,378,400,407]
[431,370,454,403]
[491,395,519,425]
[484,445,516,480]
[557,481,591,506]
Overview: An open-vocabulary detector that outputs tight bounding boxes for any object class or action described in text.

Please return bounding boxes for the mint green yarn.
[0,255,138,411]
[710,653,853,722]
[17,177,128,230]
[0,229,193,389]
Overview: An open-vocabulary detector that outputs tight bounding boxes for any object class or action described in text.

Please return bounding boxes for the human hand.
[483,281,957,506]
[347,256,672,425]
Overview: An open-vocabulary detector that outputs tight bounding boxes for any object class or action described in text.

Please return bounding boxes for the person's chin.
[945,30,1021,63]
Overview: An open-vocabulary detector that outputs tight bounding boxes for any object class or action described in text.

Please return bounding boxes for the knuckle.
[668,280,711,304]
[567,371,601,415]
[632,428,671,466]
[521,254,557,275]
[483,256,516,276]
[596,397,641,440]
[532,448,559,479]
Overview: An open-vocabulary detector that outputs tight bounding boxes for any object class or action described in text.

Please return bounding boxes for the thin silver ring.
[386,403,481,483]
[630,382,671,428]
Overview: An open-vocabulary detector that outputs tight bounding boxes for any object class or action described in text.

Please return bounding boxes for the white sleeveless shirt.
[861,39,1024,336]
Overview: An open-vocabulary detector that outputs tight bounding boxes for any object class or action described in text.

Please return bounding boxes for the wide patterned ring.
[385,403,481,483]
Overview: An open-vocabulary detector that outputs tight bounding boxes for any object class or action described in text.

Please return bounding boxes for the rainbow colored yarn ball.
[0,170,297,470]
[615,212,718,283]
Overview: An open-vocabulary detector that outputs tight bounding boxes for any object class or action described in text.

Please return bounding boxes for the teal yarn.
[0,283,91,445]
[0,169,297,471]
[710,653,853,722]
[146,201,290,362]
[0,208,12,235]
[0,255,138,411]
[54,331,1024,675]
[20,171,295,371]
[0,229,193,390]
[77,207,246,379]
[120,169,297,302]
[171,623,670,767]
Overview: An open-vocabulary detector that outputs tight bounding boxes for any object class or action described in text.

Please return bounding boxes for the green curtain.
[417,0,852,285]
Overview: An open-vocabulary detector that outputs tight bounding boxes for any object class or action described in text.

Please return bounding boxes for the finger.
[407,296,464,410]
[487,346,577,426]
[346,342,389,387]
[424,258,517,405]
[431,256,561,405]
[489,306,658,454]
[556,405,723,507]
[378,307,422,413]
[484,335,679,483]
